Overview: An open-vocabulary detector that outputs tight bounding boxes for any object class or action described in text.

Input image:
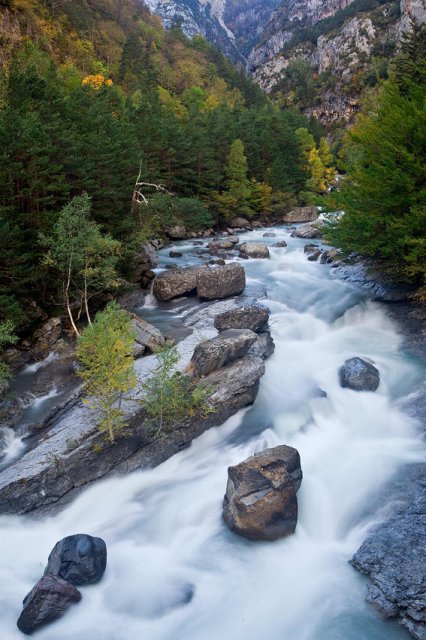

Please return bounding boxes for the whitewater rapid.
[0,226,424,640]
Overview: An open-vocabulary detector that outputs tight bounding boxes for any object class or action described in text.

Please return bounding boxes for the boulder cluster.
[17,534,107,635]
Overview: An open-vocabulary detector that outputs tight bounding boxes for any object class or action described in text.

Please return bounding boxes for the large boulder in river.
[164,225,187,240]
[214,304,269,333]
[17,574,81,635]
[291,221,325,239]
[44,534,107,586]
[223,445,302,541]
[153,266,201,301]
[283,206,318,224]
[197,263,246,300]
[239,243,270,259]
[339,357,380,392]
[190,329,257,376]
[230,217,250,229]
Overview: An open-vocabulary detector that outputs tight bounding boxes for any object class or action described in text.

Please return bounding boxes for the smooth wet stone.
[44,534,107,586]
[17,574,81,635]
[339,357,380,392]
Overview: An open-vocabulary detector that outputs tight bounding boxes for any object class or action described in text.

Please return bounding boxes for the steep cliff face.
[248,0,425,124]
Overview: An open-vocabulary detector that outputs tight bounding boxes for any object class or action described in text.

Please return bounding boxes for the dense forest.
[327,26,426,300]
[0,0,334,334]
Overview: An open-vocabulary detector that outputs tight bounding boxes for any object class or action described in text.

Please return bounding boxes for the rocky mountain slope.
[144,0,426,124]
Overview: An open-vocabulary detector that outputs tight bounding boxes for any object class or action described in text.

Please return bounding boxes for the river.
[0,225,424,639]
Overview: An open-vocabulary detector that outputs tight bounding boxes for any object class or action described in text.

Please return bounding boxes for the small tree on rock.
[76,302,137,444]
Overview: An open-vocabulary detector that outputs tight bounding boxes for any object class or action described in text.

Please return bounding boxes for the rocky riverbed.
[0,221,424,640]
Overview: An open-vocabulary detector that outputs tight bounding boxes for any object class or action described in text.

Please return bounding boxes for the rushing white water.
[0,226,424,640]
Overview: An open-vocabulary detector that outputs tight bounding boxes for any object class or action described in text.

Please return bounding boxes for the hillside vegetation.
[0,0,328,330]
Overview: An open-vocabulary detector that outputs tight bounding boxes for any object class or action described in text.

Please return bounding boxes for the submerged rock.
[223,445,302,541]
[263,232,276,237]
[339,357,380,392]
[190,329,257,377]
[214,304,270,333]
[239,243,270,259]
[197,263,246,300]
[273,240,287,248]
[17,574,81,635]
[45,534,107,586]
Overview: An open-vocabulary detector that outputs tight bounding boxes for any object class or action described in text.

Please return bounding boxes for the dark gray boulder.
[263,232,276,237]
[196,263,246,300]
[339,357,380,392]
[223,445,302,541]
[250,332,275,360]
[214,304,270,333]
[17,574,81,635]
[169,251,183,258]
[273,241,287,248]
[190,329,257,377]
[44,534,107,586]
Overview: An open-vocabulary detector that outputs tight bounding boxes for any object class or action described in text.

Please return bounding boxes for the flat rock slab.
[17,574,81,635]
[223,445,302,541]
[214,304,270,333]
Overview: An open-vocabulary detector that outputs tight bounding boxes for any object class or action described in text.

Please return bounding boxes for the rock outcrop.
[352,463,426,640]
[223,444,302,541]
[29,318,62,361]
[131,242,158,288]
[339,357,380,392]
[0,299,270,516]
[17,574,82,635]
